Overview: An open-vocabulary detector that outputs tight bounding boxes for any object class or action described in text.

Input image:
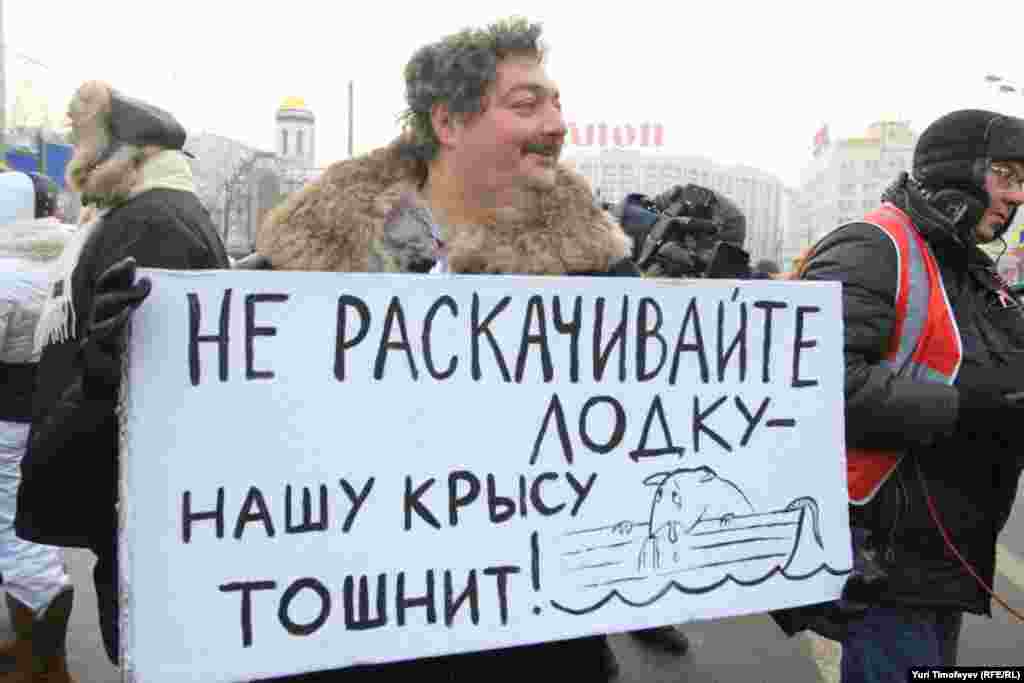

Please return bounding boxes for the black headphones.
[926,115,1008,245]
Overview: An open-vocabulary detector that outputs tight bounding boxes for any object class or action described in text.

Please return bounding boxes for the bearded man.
[237,16,639,682]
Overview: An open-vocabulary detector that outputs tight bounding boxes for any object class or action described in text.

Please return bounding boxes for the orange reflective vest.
[840,204,963,504]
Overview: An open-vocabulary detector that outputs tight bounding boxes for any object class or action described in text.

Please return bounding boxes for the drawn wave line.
[549,563,853,616]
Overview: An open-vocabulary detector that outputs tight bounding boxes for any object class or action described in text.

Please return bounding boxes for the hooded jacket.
[247,140,633,681]
[0,174,74,424]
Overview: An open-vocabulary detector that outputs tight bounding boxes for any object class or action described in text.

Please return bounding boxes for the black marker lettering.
[278,578,330,636]
[636,297,666,381]
[343,574,388,631]
[334,295,370,382]
[245,293,288,380]
[471,294,512,382]
[339,477,375,533]
[182,488,224,543]
[529,393,575,466]
[233,486,276,539]
[188,289,231,386]
[423,296,458,380]
[284,485,328,534]
[404,477,441,531]
[396,570,437,627]
[219,580,277,648]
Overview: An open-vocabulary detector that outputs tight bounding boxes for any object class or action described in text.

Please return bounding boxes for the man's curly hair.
[398,17,545,164]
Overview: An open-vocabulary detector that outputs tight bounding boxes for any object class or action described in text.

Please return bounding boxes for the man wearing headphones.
[798,110,1024,681]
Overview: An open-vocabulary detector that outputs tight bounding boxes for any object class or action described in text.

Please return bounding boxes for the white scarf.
[32,210,108,354]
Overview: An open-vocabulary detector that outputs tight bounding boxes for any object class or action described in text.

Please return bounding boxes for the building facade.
[276,96,316,170]
[187,97,324,258]
[786,119,1024,281]
[785,121,917,269]
[565,149,788,265]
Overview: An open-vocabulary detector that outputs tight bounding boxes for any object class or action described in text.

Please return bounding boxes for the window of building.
[297,130,304,156]
[281,129,289,156]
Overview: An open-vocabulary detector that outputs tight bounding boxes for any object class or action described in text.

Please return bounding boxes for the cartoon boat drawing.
[553,466,843,615]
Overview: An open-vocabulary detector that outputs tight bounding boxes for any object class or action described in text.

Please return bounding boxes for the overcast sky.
[6,0,1023,187]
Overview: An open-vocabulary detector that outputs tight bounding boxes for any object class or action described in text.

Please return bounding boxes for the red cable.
[916,461,1024,623]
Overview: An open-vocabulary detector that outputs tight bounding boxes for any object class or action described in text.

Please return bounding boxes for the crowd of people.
[1,15,1023,683]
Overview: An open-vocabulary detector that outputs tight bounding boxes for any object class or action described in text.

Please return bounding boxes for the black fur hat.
[914,109,1024,194]
[913,109,1024,239]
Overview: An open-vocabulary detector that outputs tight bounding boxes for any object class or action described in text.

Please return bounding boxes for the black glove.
[80,257,152,395]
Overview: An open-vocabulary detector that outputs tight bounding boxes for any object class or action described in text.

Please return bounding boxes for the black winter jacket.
[16,187,229,551]
[800,192,1024,615]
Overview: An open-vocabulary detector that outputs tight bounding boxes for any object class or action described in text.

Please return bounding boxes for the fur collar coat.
[255,140,632,275]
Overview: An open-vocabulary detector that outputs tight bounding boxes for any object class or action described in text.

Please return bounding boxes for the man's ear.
[431,103,458,147]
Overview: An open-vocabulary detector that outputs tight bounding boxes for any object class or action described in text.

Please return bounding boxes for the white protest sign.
[120,270,851,682]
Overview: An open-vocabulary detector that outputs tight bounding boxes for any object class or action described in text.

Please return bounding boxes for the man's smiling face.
[445,53,567,202]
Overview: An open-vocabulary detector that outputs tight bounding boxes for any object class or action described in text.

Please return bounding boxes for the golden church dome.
[279,96,308,111]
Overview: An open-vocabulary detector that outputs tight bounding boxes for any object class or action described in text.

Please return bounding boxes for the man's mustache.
[522,141,562,156]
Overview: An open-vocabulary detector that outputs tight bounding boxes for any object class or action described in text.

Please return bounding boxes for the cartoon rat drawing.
[614,466,755,570]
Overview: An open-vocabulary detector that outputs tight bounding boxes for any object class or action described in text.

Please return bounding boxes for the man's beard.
[520,140,561,191]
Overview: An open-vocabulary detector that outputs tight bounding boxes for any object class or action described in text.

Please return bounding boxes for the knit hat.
[913,109,1024,194]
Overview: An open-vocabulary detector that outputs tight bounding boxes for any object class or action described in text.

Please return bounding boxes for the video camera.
[609,184,752,279]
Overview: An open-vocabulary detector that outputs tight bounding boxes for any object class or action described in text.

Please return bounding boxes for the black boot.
[0,587,76,683]
[628,626,690,655]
